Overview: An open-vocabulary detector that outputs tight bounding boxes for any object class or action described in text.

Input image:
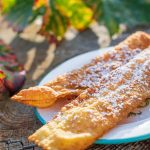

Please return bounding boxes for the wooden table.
[0,23,150,149]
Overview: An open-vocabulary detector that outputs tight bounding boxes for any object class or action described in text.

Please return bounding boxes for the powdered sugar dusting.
[67,46,143,89]
[59,49,150,127]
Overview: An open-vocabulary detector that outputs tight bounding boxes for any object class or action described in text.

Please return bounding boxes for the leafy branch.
[1,0,150,43]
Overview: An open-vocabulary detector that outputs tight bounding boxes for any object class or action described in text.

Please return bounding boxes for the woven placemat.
[88,139,150,150]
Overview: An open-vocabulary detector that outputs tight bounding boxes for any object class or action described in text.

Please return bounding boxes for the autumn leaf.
[39,1,68,42]
[1,0,150,41]
[55,0,93,30]
[39,0,93,42]
[0,0,16,13]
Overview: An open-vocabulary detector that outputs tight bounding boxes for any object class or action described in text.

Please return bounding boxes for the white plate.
[35,47,150,144]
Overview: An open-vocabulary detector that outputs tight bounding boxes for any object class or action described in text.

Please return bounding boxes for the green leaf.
[4,0,34,31]
[85,0,150,35]
[100,0,119,35]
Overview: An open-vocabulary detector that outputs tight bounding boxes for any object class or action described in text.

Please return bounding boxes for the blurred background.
[0,1,150,149]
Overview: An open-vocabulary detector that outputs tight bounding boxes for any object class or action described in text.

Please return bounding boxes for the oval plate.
[35,47,150,144]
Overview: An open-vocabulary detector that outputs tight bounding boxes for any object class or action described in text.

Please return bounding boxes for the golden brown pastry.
[12,31,150,107]
[29,48,150,150]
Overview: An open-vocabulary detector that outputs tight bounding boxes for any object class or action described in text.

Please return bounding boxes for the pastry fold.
[12,31,150,107]
[28,48,150,150]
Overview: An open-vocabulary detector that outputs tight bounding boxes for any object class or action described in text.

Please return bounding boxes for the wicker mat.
[88,140,150,150]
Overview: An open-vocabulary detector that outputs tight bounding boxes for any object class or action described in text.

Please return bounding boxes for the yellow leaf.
[1,0,15,13]
[55,0,93,30]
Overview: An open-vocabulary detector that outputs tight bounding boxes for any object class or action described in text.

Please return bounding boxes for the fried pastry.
[29,48,150,150]
[12,32,150,107]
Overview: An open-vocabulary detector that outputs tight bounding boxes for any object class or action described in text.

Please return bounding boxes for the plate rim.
[34,47,150,144]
